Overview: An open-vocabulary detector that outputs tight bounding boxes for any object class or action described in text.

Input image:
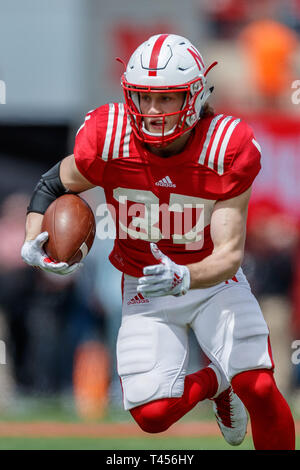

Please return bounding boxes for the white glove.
[21,231,82,275]
[137,243,190,297]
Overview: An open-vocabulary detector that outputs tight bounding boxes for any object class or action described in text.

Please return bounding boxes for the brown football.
[41,194,96,265]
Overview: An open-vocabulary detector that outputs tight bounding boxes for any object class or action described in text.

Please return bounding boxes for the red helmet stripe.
[148,34,169,76]
[187,46,205,71]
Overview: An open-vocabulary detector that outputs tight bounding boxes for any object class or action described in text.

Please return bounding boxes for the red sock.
[130,366,218,433]
[232,369,295,450]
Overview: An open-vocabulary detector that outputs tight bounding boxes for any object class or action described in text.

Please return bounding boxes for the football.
[41,194,96,265]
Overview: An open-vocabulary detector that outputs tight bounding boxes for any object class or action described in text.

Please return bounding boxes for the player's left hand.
[137,243,190,297]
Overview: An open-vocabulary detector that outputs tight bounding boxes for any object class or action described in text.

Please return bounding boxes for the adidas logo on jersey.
[155,176,176,188]
[127,293,150,305]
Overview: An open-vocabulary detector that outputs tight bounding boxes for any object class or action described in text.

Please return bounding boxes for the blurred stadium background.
[0,0,300,449]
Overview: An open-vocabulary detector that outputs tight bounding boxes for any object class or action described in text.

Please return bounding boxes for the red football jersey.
[74,103,261,277]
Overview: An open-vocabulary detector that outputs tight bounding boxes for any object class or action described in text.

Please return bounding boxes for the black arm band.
[27,161,73,215]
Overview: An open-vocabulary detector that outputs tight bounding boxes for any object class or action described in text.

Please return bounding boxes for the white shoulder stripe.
[198,114,223,164]
[217,118,241,175]
[207,116,233,169]
[76,114,91,137]
[123,116,132,157]
[102,103,115,161]
[112,103,125,159]
[252,138,261,153]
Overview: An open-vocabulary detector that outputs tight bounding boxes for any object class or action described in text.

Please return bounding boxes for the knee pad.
[117,315,187,409]
[117,316,160,405]
[228,332,273,379]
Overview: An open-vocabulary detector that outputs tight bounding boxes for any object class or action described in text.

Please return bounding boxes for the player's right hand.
[21,231,81,275]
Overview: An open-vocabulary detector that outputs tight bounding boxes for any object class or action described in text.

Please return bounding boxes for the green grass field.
[0,436,299,450]
[0,436,253,450]
[0,397,298,450]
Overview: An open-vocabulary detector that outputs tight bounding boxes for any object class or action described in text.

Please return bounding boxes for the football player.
[21,34,295,449]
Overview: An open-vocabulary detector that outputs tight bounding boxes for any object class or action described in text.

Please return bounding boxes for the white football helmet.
[121,34,217,146]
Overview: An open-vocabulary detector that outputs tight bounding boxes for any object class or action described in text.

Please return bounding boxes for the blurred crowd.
[1,0,300,419]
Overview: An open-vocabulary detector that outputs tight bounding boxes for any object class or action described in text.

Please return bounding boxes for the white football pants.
[117,268,273,410]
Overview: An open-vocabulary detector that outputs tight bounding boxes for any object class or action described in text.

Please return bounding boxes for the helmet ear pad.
[184,77,209,127]
[125,90,143,129]
[130,91,140,113]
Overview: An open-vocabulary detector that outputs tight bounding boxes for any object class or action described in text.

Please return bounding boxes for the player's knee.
[232,368,276,403]
[130,399,171,434]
